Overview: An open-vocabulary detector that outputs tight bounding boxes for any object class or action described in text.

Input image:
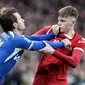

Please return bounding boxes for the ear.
[13,22,17,28]
[72,18,76,25]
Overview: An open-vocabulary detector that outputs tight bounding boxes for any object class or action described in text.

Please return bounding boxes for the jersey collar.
[8,31,15,38]
[64,31,75,39]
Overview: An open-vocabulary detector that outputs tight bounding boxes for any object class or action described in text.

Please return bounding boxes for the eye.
[60,20,66,22]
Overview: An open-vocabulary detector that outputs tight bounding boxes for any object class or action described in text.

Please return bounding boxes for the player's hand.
[62,38,71,46]
[52,25,60,36]
[38,41,55,54]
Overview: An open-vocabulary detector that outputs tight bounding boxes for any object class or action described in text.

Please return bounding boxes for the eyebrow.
[58,19,66,22]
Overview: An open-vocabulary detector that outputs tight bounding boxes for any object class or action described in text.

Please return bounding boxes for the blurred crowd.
[0,0,85,85]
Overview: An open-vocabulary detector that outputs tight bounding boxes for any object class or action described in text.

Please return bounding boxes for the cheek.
[18,21,23,26]
[17,23,21,27]
[62,24,67,29]
[65,24,69,28]
[17,23,22,29]
[65,24,71,32]
[61,24,68,31]
[18,21,22,24]
[64,23,70,28]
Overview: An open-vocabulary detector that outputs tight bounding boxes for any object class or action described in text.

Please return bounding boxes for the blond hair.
[58,6,79,20]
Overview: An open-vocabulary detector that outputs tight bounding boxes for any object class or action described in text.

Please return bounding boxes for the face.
[57,16,76,34]
[13,12,25,30]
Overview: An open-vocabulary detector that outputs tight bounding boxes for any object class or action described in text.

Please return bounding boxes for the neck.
[67,29,74,37]
[64,29,75,39]
[13,28,22,36]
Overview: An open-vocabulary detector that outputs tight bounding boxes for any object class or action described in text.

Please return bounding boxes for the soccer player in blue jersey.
[0,7,71,85]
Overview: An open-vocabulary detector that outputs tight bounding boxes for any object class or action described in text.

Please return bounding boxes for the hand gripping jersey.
[0,31,65,84]
[33,26,85,85]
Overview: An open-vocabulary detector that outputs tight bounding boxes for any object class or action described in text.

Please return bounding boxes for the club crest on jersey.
[14,54,21,62]
[82,38,85,40]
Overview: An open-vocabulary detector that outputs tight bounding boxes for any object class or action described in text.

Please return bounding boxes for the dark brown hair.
[0,7,18,32]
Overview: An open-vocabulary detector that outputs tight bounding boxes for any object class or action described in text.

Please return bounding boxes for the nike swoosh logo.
[14,55,21,61]
[4,48,22,63]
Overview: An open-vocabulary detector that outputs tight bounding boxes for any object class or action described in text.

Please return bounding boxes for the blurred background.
[0,0,85,85]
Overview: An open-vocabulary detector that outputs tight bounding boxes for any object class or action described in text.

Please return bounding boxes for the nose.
[58,21,61,26]
[22,18,25,22]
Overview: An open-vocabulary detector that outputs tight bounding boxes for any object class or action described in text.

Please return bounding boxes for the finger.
[53,25,59,28]
[53,25,59,32]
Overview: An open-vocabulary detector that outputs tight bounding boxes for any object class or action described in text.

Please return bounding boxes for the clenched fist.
[62,38,71,46]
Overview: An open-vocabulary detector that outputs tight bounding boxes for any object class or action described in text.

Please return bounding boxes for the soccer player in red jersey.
[32,6,85,85]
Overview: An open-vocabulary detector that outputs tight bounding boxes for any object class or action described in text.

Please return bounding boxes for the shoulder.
[0,32,14,46]
[74,33,85,51]
[71,32,83,43]
[74,32,83,39]
[74,32,85,45]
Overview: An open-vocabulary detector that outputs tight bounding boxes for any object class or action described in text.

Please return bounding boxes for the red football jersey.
[33,26,85,85]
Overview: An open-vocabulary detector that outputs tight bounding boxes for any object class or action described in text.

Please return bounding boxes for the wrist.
[61,41,65,46]
[52,32,56,37]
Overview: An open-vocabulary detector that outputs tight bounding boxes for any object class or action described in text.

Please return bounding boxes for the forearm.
[16,35,64,51]
[26,32,55,41]
[31,41,64,50]
[53,49,83,68]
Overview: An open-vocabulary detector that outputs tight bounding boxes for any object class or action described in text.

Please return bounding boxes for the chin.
[23,28,26,30]
[19,28,25,31]
[22,27,26,30]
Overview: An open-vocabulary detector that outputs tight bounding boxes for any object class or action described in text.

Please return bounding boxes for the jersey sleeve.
[53,48,83,68]
[31,41,64,50]
[25,32,55,41]
[14,36,64,50]
[74,38,85,52]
